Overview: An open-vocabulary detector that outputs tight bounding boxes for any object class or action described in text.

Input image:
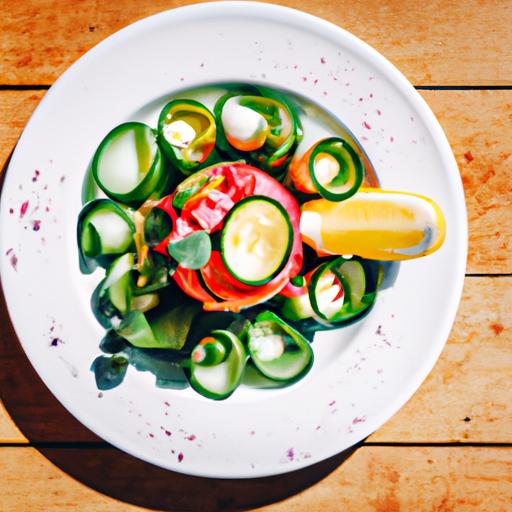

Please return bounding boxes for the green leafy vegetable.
[91,355,129,390]
[168,231,212,269]
[116,302,200,350]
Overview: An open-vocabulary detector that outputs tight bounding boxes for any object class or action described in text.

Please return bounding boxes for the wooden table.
[1,1,511,510]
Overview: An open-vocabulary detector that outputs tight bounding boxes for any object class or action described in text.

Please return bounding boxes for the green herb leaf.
[115,302,200,350]
[99,330,128,354]
[91,355,128,390]
[122,346,189,389]
[172,175,208,209]
[168,231,212,270]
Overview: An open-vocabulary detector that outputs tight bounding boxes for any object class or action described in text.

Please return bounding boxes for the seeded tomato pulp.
[154,162,303,312]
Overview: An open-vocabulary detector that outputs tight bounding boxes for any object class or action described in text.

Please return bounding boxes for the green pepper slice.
[158,99,217,176]
[289,137,363,201]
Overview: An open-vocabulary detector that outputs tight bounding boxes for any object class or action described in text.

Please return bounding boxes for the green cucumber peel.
[90,253,134,328]
[189,329,248,400]
[77,199,135,274]
[248,310,313,383]
[220,196,293,286]
[92,122,168,204]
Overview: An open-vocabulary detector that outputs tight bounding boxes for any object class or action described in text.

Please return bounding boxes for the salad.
[78,84,445,400]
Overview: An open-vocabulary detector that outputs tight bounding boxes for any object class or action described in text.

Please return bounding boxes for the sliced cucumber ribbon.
[158,99,216,176]
[91,253,134,328]
[248,311,313,383]
[92,122,168,204]
[78,199,135,273]
[215,87,303,176]
[221,196,293,286]
[189,329,247,400]
[289,137,363,201]
[282,257,381,324]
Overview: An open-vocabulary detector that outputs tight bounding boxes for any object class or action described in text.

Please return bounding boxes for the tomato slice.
[173,267,216,303]
[156,162,303,311]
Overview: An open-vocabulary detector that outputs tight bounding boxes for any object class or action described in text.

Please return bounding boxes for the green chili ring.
[309,137,363,202]
[158,99,217,176]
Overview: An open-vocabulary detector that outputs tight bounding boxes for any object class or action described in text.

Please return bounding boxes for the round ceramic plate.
[0,2,466,478]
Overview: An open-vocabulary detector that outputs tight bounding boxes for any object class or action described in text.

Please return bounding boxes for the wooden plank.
[0,446,510,511]
[370,277,512,442]
[0,401,25,443]
[0,90,46,171]
[1,0,511,86]
[1,89,511,272]
[1,276,510,444]
[421,90,512,274]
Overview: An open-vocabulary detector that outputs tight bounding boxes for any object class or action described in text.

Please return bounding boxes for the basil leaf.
[99,330,128,354]
[91,355,128,390]
[168,231,211,270]
[122,346,189,389]
[148,302,200,350]
[116,303,200,350]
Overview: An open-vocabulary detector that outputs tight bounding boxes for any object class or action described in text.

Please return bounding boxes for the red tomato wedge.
[154,162,303,312]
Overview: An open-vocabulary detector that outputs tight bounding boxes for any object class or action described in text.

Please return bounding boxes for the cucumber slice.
[308,261,346,321]
[103,253,134,314]
[189,330,247,400]
[221,196,293,285]
[309,257,381,323]
[92,122,166,203]
[281,292,314,321]
[78,199,135,273]
[335,260,366,310]
[91,253,134,327]
[248,311,313,383]
[158,99,216,176]
[309,137,363,201]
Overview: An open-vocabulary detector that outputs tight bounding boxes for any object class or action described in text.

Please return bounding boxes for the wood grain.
[370,276,512,442]
[0,446,510,511]
[1,276,510,444]
[425,90,512,274]
[1,89,510,271]
[1,0,511,86]
[0,90,46,171]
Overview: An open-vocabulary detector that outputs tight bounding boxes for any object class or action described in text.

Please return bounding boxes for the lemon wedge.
[300,188,446,261]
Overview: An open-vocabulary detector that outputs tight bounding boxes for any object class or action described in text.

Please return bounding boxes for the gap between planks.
[1,441,512,448]
[2,84,512,91]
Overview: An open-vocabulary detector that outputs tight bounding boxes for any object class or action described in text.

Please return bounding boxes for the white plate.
[0,2,467,478]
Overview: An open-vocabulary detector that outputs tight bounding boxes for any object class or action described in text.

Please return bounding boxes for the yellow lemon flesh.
[300,188,446,261]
